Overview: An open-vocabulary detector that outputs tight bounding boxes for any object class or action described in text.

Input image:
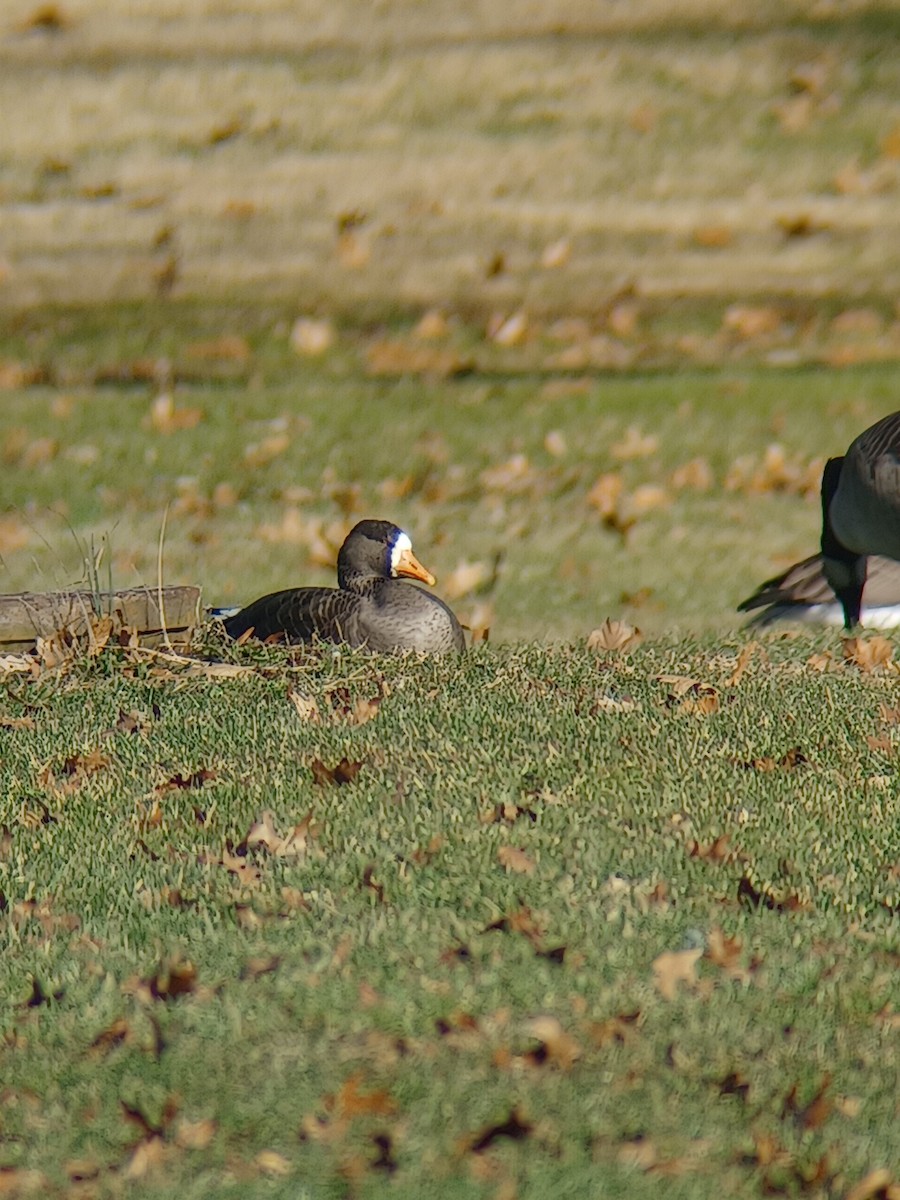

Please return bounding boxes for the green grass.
[2,306,900,641]
[3,1,900,1194]
[1,637,899,1196]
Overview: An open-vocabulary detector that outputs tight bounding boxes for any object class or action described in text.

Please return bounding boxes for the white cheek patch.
[390,531,412,576]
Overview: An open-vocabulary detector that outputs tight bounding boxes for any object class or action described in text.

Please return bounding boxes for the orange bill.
[396,546,436,586]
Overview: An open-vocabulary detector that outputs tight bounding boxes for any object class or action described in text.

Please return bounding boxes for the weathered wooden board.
[0,586,201,652]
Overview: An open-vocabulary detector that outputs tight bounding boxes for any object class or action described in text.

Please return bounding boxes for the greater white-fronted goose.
[219,519,465,654]
[739,552,900,628]
[821,411,900,627]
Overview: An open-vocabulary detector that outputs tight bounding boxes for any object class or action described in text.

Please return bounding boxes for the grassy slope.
[1,637,899,1197]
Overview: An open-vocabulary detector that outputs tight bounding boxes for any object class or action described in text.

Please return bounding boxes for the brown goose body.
[222,519,465,654]
[739,552,900,628]
[822,411,900,626]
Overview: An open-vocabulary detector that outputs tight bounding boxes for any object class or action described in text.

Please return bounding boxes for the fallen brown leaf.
[587,618,643,654]
[688,834,737,864]
[781,1074,833,1131]
[722,305,782,339]
[311,757,363,786]
[845,1168,900,1200]
[497,845,535,875]
[147,393,202,434]
[365,339,469,378]
[184,335,250,362]
[244,431,290,468]
[17,4,69,30]
[330,1072,397,1118]
[724,642,757,687]
[88,1017,131,1058]
[488,310,529,346]
[290,317,335,356]
[155,768,217,793]
[174,1117,217,1151]
[734,746,808,771]
[693,223,733,248]
[843,636,895,672]
[443,560,491,600]
[468,1108,533,1153]
[586,1010,642,1047]
[0,714,36,730]
[705,927,753,984]
[652,947,702,1000]
[738,875,812,913]
[610,426,658,461]
[240,809,316,859]
[139,956,197,1002]
[255,1149,292,1176]
[523,1015,581,1069]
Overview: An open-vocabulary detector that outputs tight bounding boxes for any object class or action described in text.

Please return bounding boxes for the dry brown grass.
[2,0,900,312]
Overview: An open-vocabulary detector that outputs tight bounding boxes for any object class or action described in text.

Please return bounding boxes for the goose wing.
[738,554,837,614]
[739,553,900,624]
[222,587,365,645]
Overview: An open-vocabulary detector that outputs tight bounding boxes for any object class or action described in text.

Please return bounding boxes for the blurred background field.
[2,0,900,637]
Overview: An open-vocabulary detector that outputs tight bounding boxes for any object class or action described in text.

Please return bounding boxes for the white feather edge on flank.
[389,530,413,576]
[750,603,900,629]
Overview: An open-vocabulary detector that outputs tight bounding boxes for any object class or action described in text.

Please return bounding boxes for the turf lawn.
[2,0,900,1196]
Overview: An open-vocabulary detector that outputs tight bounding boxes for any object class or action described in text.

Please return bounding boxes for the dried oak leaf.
[61,748,110,778]
[843,636,895,672]
[146,393,203,434]
[587,618,643,654]
[365,340,468,378]
[329,1072,397,1118]
[240,809,316,859]
[240,955,281,982]
[781,1074,833,1131]
[688,834,737,864]
[17,4,69,30]
[587,1010,642,1047]
[361,864,385,904]
[0,714,36,730]
[184,335,250,362]
[311,757,363,786]
[88,1017,131,1058]
[724,642,758,687]
[651,947,702,1000]
[610,426,658,461]
[141,957,197,1002]
[174,1117,216,1151]
[481,801,538,826]
[734,746,808,771]
[705,927,753,984]
[497,845,535,875]
[738,875,811,913]
[845,1169,900,1200]
[523,1015,581,1069]
[155,768,217,793]
[468,1107,533,1153]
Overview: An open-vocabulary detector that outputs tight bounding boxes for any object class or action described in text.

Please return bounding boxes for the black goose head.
[820,455,866,628]
[337,520,436,590]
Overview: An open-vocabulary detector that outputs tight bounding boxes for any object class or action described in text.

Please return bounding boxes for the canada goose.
[821,411,900,627]
[739,552,900,628]
[218,519,465,654]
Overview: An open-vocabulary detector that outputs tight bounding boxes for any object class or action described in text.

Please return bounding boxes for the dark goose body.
[221,519,465,654]
[822,410,900,626]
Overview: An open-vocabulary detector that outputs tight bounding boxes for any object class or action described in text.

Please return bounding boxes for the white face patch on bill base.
[390,531,413,576]
[389,530,437,586]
